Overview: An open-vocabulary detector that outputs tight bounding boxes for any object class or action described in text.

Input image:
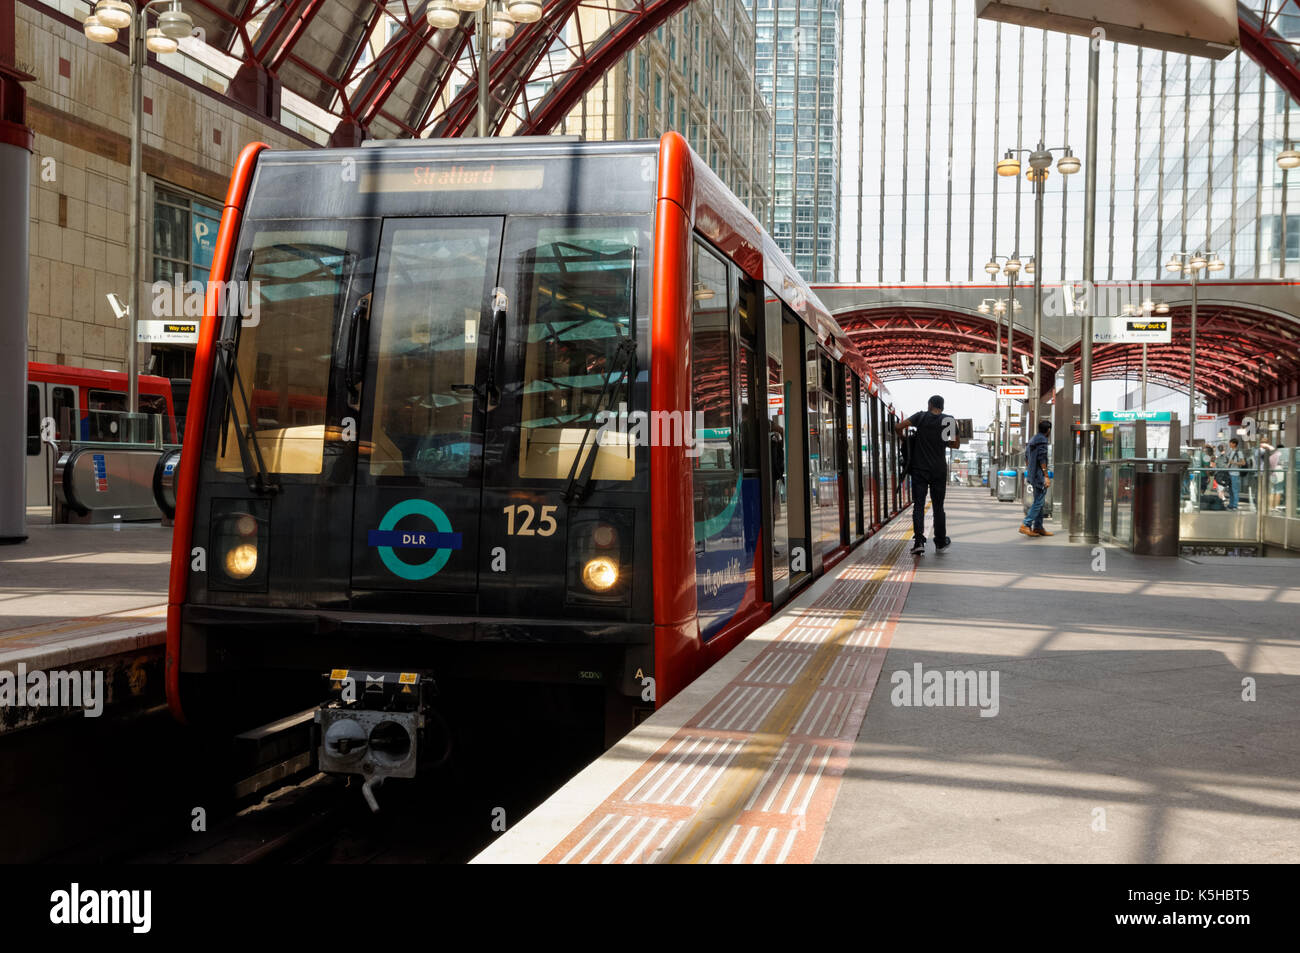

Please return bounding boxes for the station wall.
[16,1,308,374]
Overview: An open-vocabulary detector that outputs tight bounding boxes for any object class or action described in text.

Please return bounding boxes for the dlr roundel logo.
[367,499,463,581]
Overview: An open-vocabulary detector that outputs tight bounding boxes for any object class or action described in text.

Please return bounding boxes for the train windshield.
[515,222,640,481]
[207,214,649,486]
[214,227,358,477]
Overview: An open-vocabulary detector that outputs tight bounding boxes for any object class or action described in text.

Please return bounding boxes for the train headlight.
[208,501,270,591]
[224,542,259,579]
[581,556,619,592]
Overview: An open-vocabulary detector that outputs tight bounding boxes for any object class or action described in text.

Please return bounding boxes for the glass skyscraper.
[570,1,772,225]
[749,0,842,282]
[838,0,1299,284]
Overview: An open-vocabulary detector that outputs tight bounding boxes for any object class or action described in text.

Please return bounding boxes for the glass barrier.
[1102,459,1114,539]
[1115,462,1135,547]
[1181,466,1256,512]
[58,409,176,451]
[1262,449,1291,517]
[1291,450,1299,520]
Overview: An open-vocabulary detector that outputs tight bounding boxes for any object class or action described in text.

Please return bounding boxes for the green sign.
[1099,410,1172,422]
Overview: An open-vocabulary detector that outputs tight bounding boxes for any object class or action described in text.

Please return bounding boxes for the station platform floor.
[0,511,169,672]
[476,487,1300,864]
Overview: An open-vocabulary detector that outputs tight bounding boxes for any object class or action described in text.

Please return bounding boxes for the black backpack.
[900,416,915,475]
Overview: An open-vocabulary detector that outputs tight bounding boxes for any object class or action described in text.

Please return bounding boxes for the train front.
[168,140,660,790]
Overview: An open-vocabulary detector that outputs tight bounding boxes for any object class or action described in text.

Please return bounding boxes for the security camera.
[107,293,128,320]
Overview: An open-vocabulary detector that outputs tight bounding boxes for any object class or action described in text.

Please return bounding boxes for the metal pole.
[1080,45,1098,431]
[1142,342,1148,410]
[1006,272,1014,362]
[477,8,489,138]
[1006,271,1015,464]
[1075,43,1101,542]
[127,2,144,427]
[1188,265,1198,446]
[1032,164,1043,438]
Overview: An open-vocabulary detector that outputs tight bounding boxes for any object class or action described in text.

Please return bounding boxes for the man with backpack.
[1020,420,1053,537]
[897,395,959,554]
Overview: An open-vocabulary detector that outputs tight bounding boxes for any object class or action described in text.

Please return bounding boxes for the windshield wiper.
[214,251,278,494]
[563,335,637,505]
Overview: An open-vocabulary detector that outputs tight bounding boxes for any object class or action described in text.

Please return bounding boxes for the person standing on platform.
[897,395,959,554]
[1020,420,1053,537]
[1223,438,1245,510]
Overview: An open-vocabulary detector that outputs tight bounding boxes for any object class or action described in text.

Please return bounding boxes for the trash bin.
[996,469,1017,502]
[1131,469,1181,555]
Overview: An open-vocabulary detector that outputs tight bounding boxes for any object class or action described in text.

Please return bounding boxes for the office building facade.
[749,0,842,282]
[838,0,1299,284]
[567,0,772,224]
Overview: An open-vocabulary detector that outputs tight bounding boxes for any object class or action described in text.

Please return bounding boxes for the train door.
[811,349,839,564]
[476,215,649,620]
[25,381,77,506]
[871,394,882,528]
[782,313,812,588]
[764,291,789,604]
[688,241,753,640]
[24,383,42,505]
[862,386,877,532]
[838,365,853,545]
[848,373,861,541]
[805,339,823,574]
[350,217,502,607]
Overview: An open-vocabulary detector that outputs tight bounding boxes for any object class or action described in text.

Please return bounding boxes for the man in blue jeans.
[1223,437,1244,509]
[1020,420,1053,537]
[897,395,960,554]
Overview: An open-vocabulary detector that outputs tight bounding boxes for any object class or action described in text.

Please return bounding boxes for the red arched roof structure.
[834,301,1300,415]
[180,0,694,143]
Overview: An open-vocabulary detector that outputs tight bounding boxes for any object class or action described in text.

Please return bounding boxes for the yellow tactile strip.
[542,519,916,864]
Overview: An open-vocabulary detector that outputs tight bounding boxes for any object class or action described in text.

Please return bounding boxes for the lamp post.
[982,255,1028,468]
[1166,251,1225,447]
[995,145,1080,439]
[1279,143,1298,278]
[84,1,194,430]
[983,254,1029,383]
[428,1,542,138]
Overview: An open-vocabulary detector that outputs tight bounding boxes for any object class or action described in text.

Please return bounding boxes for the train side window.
[51,386,76,443]
[691,240,733,471]
[736,276,760,473]
[88,389,126,441]
[139,394,167,443]
[216,228,355,476]
[26,384,40,455]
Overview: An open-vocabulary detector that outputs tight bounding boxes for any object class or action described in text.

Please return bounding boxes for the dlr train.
[167,132,910,791]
